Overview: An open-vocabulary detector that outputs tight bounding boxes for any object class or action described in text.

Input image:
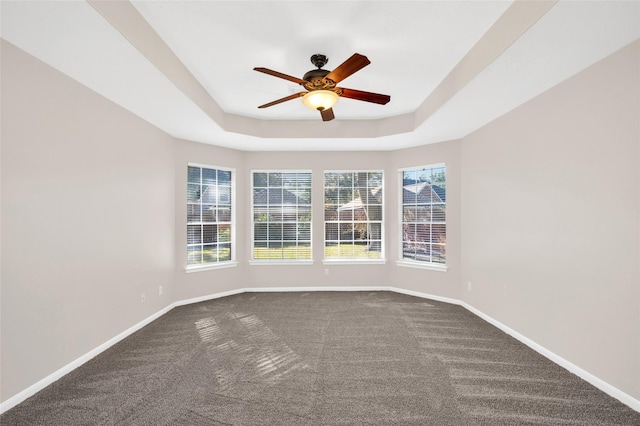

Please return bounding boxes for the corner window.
[187,164,234,267]
[400,164,446,266]
[324,171,384,260]
[252,171,312,261]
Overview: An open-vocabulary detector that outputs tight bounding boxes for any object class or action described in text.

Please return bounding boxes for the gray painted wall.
[461,41,639,400]
[1,41,176,403]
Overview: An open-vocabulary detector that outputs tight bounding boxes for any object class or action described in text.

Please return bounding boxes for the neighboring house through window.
[187,164,234,268]
[252,171,312,261]
[324,171,384,260]
[400,164,446,269]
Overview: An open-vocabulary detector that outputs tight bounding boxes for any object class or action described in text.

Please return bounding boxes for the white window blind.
[187,164,234,266]
[324,171,384,260]
[252,171,312,260]
[400,164,446,265]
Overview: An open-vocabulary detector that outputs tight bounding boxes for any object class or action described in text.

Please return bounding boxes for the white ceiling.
[1,1,638,151]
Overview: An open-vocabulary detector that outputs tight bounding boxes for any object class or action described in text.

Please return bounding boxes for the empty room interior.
[1,0,639,424]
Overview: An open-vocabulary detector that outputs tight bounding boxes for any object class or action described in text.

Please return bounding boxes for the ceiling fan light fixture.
[255,53,389,120]
[302,90,339,111]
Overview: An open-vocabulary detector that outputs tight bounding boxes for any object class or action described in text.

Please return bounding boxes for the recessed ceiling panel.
[2,1,637,151]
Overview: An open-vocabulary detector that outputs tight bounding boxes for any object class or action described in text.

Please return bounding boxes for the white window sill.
[249,260,314,266]
[185,261,238,273]
[323,259,387,265]
[396,260,448,272]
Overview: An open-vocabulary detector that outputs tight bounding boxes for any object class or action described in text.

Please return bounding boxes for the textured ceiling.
[1,1,638,151]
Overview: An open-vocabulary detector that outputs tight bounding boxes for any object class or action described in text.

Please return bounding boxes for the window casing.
[252,171,312,261]
[324,171,384,261]
[400,164,446,267]
[187,164,234,267]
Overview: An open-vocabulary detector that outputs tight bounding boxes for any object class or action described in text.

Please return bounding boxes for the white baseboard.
[243,285,391,293]
[387,286,460,306]
[389,287,640,413]
[458,300,640,413]
[173,288,245,307]
[0,303,175,414]
[3,286,638,414]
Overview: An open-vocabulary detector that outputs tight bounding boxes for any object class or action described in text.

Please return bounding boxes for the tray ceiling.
[1,1,638,151]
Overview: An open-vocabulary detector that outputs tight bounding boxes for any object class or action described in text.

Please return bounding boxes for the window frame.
[397,163,447,272]
[323,170,385,264]
[250,170,313,265]
[186,163,237,272]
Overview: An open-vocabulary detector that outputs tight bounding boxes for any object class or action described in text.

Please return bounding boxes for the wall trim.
[243,286,390,293]
[458,300,640,413]
[2,286,638,414]
[387,286,460,305]
[0,303,175,414]
[173,288,245,307]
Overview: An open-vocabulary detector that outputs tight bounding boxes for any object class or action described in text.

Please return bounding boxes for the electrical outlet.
[141,293,146,303]
[159,285,163,296]
[467,281,472,291]
[324,268,329,275]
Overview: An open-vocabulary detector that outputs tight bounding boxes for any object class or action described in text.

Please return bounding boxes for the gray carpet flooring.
[2,291,639,425]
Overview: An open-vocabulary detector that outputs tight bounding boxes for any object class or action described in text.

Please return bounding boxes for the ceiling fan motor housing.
[253,52,389,122]
[303,54,336,91]
[303,68,333,89]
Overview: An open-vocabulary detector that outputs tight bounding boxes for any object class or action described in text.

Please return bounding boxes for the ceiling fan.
[254,53,391,122]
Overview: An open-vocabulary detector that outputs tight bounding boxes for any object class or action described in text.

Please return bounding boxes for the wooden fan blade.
[339,88,390,105]
[254,67,306,85]
[258,92,306,109]
[325,53,370,83]
[320,108,335,122]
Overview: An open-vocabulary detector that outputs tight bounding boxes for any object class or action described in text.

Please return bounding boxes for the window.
[187,164,234,267]
[400,164,446,267]
[324,171,384,260]
[252,171,312,261]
